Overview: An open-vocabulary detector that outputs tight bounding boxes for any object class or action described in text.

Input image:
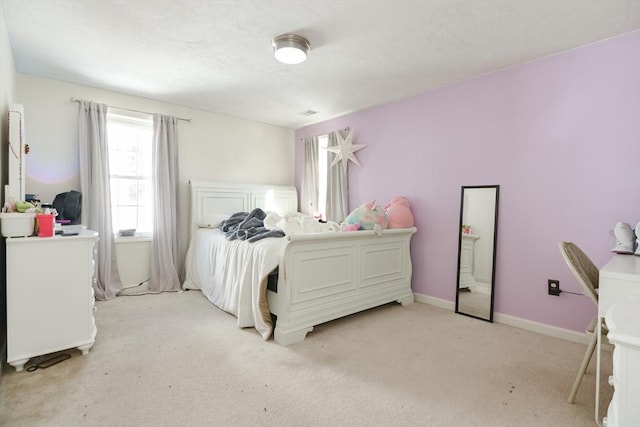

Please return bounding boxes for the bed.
[183,181,417,345]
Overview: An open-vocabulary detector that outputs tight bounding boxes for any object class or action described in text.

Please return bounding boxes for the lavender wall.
[295,30,640,332]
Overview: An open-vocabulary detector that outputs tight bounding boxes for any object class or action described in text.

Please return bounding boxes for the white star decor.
[325,129,366,172]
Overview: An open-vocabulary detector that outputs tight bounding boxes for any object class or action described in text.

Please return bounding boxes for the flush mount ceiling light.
[272,33,310,65]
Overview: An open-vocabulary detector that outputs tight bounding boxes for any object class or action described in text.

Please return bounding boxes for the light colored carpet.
[0,291,611,426]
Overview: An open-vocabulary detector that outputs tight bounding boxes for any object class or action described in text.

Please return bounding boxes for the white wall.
[16,74,295,264]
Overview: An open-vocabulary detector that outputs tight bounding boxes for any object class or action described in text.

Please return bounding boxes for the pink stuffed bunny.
[384,196,414,229]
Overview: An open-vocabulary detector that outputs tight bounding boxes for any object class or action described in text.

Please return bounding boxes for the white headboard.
[189,181,298,235]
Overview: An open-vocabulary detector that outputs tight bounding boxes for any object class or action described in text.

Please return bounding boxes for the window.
[106,110,153,234]
[303,129,350,223]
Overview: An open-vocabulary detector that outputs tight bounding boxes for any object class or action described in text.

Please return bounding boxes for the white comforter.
[183,228,286,340]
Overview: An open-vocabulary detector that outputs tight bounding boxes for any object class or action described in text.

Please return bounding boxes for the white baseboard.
[414,293,455,310]
[413,292,588,345]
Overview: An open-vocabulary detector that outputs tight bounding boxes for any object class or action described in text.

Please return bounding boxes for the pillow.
[197,214,230,229]
[264,212,325,235]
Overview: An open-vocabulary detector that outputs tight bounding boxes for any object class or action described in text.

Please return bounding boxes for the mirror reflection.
[455,185,499,322]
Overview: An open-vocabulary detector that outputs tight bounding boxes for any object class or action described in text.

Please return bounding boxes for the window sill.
[114,235,152,243]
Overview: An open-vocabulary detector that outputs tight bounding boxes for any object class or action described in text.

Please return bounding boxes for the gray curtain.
[78,101,121,300]
[149,114,181,292]
[325,130,349,222]
[300,136,319,215]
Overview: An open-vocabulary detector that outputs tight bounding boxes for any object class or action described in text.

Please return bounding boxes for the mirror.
[455,185,499,322]
[7,106,26,205]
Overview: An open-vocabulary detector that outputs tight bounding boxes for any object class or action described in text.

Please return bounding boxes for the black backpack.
[52,190,82,225]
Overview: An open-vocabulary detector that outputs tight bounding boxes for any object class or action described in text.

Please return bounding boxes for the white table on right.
[597,254,640,427]
[603,300,640,427]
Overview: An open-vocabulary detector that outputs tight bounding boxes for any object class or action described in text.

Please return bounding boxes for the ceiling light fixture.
[272,34,310,65]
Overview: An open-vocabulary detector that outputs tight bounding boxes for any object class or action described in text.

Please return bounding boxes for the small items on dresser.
[611,222,640,256]
[36,213,55,237]
[0,212,35,237]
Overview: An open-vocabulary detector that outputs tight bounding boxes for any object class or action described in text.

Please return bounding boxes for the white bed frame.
[189,181,416,345]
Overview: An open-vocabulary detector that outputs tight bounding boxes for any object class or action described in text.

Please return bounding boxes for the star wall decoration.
[325,128,366,172]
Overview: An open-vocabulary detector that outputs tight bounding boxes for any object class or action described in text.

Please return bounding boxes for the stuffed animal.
[384,196,414,229]
[343,201,387,235]
[342,223,359,232]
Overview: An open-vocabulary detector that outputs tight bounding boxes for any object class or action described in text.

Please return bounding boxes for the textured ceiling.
[2,0,640,129]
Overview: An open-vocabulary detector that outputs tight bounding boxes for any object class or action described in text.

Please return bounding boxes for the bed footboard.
[267,227,416,345]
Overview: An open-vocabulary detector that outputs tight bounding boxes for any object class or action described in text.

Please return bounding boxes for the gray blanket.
[219,208,285,242]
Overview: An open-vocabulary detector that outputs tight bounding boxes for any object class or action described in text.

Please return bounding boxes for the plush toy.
[343,201,387,235]
[384,196,414,229]
[342,223,359,232]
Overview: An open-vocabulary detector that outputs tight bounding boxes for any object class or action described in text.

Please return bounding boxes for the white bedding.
[183,228,286,339]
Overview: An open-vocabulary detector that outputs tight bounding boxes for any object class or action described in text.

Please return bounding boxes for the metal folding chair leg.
[568,330,598,403]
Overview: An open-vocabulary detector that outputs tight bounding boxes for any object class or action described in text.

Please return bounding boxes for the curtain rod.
[299,126,351,141]
[69,97,191,122]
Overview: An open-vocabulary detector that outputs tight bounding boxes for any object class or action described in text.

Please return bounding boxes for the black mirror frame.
[454,185,499,323]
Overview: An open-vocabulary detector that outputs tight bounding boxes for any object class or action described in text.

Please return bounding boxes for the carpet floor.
[0,290,611,426]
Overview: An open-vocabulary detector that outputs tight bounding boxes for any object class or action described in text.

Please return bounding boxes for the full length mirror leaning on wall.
[455,185,499,322]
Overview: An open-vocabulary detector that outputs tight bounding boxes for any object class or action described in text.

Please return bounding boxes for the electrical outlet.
[548,279,561,296]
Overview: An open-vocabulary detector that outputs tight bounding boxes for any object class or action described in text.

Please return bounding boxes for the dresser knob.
[608,375,614,386]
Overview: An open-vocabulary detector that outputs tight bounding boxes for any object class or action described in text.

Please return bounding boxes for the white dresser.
[603,300,640,427]
[6,230,99,371]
